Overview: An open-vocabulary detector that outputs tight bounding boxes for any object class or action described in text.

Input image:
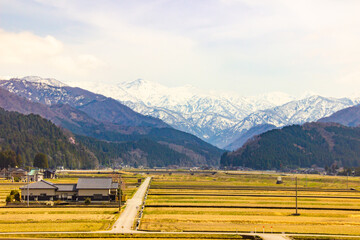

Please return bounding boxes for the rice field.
[0,207,119,232]
[140,172,360,235]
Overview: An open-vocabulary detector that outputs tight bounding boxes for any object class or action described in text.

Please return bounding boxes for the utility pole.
[27,174,29,207]
[118,173,121,212]
[347,172,349,190]
[293,176,300,216]
[296,176,298,215]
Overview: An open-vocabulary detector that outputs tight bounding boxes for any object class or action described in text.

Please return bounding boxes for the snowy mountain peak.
[299,90,320,99]
[21,76,68,87]
[5,76,68,88]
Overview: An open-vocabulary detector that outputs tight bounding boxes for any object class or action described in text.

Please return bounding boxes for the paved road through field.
[110,177,151,232]
[258,234,290,240]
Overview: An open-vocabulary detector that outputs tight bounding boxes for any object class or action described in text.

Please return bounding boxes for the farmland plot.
[140,172,360,235]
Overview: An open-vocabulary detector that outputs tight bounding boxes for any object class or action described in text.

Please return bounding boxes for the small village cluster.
[0,168,56,182]
[1,168,119,203]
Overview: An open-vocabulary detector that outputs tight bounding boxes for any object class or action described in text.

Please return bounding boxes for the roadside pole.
[296,176,298,215]
[27,174,29,207]
[293,176,300,216]
[118,174,121,212]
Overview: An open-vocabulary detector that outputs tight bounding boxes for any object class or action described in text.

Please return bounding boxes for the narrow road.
[110,177,151,232]
[258,234,290,240]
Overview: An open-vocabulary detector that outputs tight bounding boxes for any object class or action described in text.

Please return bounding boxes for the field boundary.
[149,193,360,199]
[150,185,357,192]
[145,204,360,211]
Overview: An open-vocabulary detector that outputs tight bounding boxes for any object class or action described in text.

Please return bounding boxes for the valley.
[3,1,360,238]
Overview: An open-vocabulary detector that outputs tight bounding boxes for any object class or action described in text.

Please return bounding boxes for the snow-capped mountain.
[216,96,360,149]
[0,76,168,128]
[2,76,359,151]
[82,79,297,142]
[82,79,360,149]
[0,77,224,167]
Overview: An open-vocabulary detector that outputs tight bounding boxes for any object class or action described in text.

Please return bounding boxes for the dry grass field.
[0,207,119,232]
[140,172,360,235]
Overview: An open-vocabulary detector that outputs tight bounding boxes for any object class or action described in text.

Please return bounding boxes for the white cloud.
[0,29,105,79]
[0,29,63,64]
[3,1,360,96]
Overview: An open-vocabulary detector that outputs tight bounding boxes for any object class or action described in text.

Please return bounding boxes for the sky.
[1,0,360,97]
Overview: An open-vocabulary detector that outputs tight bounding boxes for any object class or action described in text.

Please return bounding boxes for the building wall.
[21,188,56,196]
[77,189,110,196]
[56,191,76,197]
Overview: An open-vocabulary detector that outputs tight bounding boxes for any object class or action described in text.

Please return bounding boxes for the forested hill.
[0,108,98,169]
[0,107,221,168]
[221,122,360,170]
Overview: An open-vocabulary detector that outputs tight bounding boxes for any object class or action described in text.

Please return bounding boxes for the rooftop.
[76,178,113,189]
[55,184,76,192]
[20,180,57,190]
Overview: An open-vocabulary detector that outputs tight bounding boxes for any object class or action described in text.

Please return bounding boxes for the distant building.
[28,169,43,182]
[20,178,119,202]
[0,168,7,178]
[43,169,56,179]
[8,168,28,182]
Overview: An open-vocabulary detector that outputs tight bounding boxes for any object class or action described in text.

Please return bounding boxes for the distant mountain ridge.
[0,77,223,167]
[318,104,360,127]
[0,77,168,128]
[221,122,360,170]
[3,76,359,153]
[80,79,360,149]
[219,95,359,150]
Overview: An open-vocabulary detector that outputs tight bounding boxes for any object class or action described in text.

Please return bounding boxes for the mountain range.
[2,76,360,169]
[78,78,360,150]
[0,77,223,167]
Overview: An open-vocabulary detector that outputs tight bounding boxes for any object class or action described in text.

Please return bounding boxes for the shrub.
[84,197,91,205]
[13,192,20,202]
[9,190,20,202]
[5,195,12,203]
[10,190,18,196]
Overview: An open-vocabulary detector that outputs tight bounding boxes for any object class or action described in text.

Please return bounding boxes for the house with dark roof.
[43,169,56,179]
[7,168,28,182]
[20,178,119,202]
